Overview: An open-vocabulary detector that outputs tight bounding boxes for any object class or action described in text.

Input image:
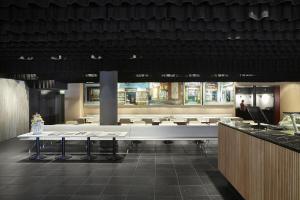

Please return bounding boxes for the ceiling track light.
[227,35,241,40]
[90,54,102,60]
[50,55,66,60]
[18,56,34,60]
[135,74,149,78]
[249,9,269,21]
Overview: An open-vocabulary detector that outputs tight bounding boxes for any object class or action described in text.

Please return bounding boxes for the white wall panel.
[0,79,29,141]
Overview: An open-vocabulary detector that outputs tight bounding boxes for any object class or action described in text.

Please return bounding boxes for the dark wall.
[29,89,65,125]
[235,86,279,125]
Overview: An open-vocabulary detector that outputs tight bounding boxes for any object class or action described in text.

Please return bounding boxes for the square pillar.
[100,71,118,125]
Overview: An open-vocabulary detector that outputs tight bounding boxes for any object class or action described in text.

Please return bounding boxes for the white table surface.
[79,116,94,119]
[18,131,128,141]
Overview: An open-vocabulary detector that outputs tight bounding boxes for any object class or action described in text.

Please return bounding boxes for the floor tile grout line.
[173,154,184,200]
[99,176,113,199]
[154,144,156,200]
[124,149,143,200]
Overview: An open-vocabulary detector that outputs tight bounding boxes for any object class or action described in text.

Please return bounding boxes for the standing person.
[240,100,246,111]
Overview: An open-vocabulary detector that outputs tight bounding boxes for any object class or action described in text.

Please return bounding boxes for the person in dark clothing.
[240,100,246,111]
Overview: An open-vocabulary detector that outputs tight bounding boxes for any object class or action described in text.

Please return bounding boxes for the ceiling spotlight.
[136,74,149,78]
[161,74,176,78]
[227,35,241,40]
[261,10,269,18]
[85,74,98,78]
[249,9,269,21]
[187,74,200,78]
[51,55,65,60]
[130,54,137,59]
[91,54,102,60]
[18,56,34,60]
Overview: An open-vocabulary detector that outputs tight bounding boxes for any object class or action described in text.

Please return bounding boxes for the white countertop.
[18,131,128,141]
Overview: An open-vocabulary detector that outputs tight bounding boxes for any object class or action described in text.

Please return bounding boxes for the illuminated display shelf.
[84,82,235,106]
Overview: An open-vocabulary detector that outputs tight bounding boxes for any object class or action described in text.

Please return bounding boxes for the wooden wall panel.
[218,124,300,200]
[238,133,250,199]
[264,142,300,200]
[225,128,239,188]
[249,136,264,200]
[0,79,29,141]
[218,124,226,175]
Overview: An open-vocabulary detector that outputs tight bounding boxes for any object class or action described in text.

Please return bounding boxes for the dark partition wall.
[29,89,65,125]
[235,86,280,125]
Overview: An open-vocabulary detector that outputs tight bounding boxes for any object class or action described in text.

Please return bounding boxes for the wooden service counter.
[218,122,300,200]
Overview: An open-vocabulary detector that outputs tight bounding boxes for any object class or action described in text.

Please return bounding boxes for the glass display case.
[184,82,202,105]
[149,82,169,105]
[84,84,100,105]
[117,88,126,105]
[220,82,234,104]
[84,82,235,106]
[204,82,218,104]
[118,83,150,105]
[279,112,300,134]
[125,88,137,105]
[136,89,148,105]
[159,83,169,101]
[203,82,234,105]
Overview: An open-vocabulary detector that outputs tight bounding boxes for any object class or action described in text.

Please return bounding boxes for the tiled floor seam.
[173,154,184,200]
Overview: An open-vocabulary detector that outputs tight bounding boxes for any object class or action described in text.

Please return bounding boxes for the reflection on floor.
[0,139,244,200]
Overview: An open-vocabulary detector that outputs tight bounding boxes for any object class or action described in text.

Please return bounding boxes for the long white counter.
[79,114,239,124]
[18,124,218,161]
[18,124,218,141]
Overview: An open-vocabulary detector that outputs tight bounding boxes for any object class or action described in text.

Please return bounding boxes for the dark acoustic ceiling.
[1,0,300,83]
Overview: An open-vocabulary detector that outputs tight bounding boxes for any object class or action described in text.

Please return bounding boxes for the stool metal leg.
[81,137,96,161]
[30,137,46,160]
[106,137,123,161]
[55,137,72,160]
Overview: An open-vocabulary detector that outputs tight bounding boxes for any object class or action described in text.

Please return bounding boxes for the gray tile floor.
[0,139,244,200]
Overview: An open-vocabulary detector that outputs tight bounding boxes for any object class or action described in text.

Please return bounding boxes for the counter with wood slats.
[218,123,300,200]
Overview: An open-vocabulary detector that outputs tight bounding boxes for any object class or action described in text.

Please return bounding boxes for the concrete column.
[100,71,118,125]
[253,85,257,107]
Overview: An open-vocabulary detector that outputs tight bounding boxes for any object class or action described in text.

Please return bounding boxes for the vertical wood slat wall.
[218,123,300,200]
[0,79,29,141]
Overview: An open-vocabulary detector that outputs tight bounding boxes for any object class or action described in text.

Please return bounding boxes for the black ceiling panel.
[0,0,299,82]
